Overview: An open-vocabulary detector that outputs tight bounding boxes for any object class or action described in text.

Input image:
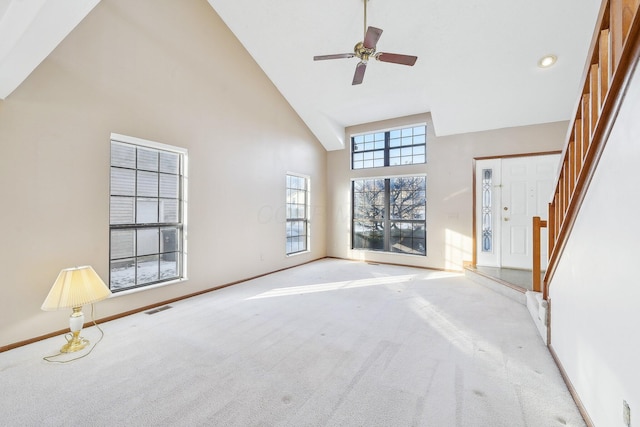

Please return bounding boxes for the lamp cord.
[43,303,105,363]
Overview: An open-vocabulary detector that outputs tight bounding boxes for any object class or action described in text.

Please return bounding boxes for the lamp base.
[60,331,89,353]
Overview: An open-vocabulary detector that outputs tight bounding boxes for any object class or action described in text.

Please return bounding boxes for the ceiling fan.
[313,0,418,85]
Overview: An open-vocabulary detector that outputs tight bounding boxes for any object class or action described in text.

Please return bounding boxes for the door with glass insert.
[475,154,559,269]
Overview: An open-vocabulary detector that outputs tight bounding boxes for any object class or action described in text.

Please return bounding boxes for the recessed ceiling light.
[538,55,557,68]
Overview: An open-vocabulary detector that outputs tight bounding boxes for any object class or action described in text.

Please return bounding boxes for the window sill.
[351,249,426,257]
[109,277,189,298]
[286,250,310,258]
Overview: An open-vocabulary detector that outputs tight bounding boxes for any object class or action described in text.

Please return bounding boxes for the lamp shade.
[41,266,112,311]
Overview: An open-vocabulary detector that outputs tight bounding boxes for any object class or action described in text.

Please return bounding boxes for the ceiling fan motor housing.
[354,42,375,62]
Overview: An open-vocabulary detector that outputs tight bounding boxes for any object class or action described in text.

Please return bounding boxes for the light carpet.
[0,259,584,426]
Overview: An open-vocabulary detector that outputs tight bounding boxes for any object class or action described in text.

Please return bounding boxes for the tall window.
[352,176,426,255]
[286,174,309,255]
[109,134,187,292]
[352,125,426,169]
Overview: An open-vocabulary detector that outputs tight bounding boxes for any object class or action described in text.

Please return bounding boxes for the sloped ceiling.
[0,0,100,100]
[0,0,603,150]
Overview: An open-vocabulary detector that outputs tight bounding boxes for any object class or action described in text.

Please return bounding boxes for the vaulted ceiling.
[0,0,603,150]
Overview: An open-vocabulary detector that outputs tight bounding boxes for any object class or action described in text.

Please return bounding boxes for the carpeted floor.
[0,259,584,426]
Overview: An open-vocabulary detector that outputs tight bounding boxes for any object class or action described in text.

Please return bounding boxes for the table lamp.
[41,266,112,353]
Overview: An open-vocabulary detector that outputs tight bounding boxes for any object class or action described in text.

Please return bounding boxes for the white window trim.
[350,172,427,183]
[109,133,189,293]
[350,173,427,256]
[286,172,311,256]
[349,122,428,139]
[349,122,428,166]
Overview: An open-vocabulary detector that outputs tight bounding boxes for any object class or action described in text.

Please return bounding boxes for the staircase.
[466,3,640,424]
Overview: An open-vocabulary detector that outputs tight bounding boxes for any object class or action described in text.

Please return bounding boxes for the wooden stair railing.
[544,0,640,300]
[532,217,547,293]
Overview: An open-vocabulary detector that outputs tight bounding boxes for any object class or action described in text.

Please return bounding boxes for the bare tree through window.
[352,176,426,255]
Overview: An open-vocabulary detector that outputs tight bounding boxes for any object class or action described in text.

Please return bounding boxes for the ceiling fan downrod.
[363,0,368,40]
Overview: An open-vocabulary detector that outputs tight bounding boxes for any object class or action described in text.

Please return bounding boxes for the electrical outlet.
[623,400,631,427]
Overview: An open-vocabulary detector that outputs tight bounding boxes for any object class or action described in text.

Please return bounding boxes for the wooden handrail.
[532,217,547,293]
[544,0,640,298]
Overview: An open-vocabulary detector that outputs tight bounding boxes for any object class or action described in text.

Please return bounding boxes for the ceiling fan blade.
[314,53,356,61]
[363,26,383,49]
[376,52,418,66]
[352,62,367,85]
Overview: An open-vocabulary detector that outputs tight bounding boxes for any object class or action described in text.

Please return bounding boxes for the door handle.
[504,217,510,222]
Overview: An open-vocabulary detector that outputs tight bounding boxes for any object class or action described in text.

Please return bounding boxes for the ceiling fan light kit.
[313,0,418,85]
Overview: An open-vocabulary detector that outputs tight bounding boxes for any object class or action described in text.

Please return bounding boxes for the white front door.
[476,154,559,269]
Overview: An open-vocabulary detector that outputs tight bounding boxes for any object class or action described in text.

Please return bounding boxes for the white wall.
[326,113,567,271]
[0,0,326,347]
[549,63,640,426]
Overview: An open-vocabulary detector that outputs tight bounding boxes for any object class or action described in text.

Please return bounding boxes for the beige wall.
[326,113,567,270]
[0,0,326,347]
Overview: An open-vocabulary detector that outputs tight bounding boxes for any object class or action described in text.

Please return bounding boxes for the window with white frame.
[351,124,426,169]
[352,175,426,255]
[286,174,309,255]
[109,134,187,292]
